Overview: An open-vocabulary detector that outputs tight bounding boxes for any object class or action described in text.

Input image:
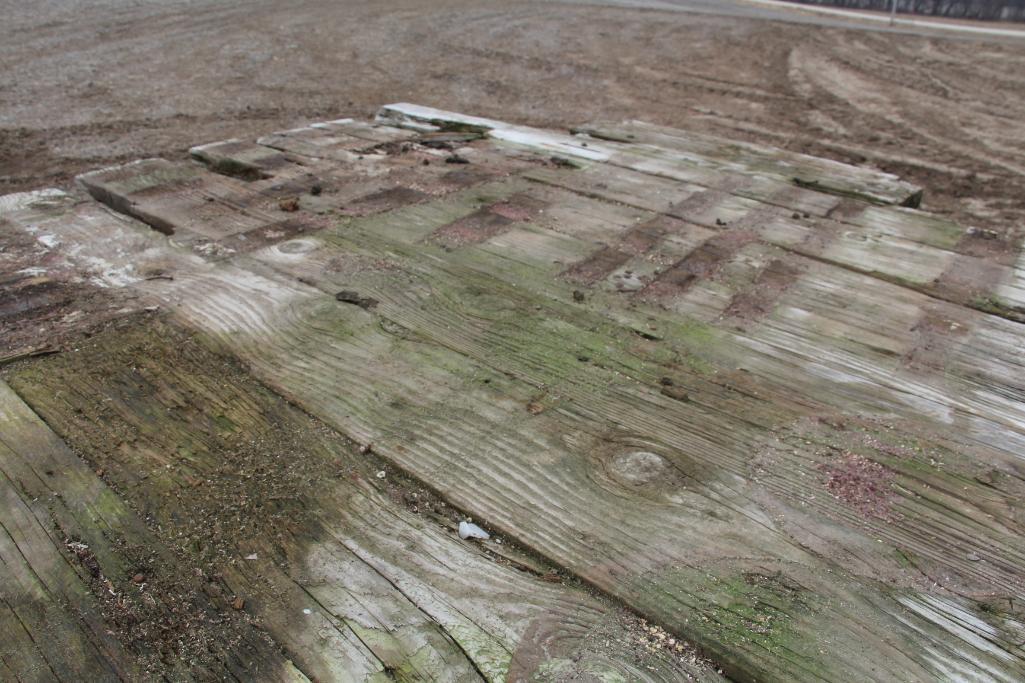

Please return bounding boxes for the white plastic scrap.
[458,521,490,541]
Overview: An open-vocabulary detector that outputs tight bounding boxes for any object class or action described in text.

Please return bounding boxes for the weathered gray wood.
[997,251,1025,312]
[24,174,1016,676]
[190,138,292,178]
[87,141,541,260]
[75,158,318,254]
[377,102,923,208]
[377,105,1025,324]
[524,161,1023,321]
[8,318,717,683]
[0,380,313,682]
[256,118,417,161]
[5,107,1025,682]
[170,224,1025,681]
[573,119,923,207]
[0,466,124,683]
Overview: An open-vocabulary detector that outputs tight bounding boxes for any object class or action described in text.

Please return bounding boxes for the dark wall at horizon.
[788,0,1025,21]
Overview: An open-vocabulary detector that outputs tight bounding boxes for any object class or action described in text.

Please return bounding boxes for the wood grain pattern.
[573,119,923,207]
[8,319,714,683]
[256,119,417,161]
[109,191,1025,678]
[4,108,1024,682]
[0,380,312,682]
[377,102,924,207]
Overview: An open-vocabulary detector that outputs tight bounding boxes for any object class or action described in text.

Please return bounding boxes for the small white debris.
[303,608,312,615]
[37,234,60,249]
[375,470,386,479]
[966,226,998,240]
[67,540,90,553]
[458,521,490,541]
[244,553,258,560]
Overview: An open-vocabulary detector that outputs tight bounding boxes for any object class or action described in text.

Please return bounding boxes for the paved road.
[559,0,1025,40]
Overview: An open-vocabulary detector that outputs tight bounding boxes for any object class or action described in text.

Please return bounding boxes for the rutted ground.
[3,0,1025,241]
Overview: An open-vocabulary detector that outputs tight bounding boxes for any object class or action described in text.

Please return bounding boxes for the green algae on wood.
[7,317,716,683]
[6,106,1025,682]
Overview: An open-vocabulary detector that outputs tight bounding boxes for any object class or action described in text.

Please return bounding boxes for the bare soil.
[2,0,1025,238]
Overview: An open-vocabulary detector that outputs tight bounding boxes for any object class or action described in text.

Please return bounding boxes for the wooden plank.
[377,106,1023,318]
[8,318,719,683]
[212,261,1020,680]
[49,159,1025,475]
[377,102,613,161]
[256,119,417,161]
[190,120,417,181]
[76,158,320,254]
[74,155,455,257]
[996,249,1025,312]
[189,143,442,221]
[86,142,540,261]
[25,159,1025,680]
[235,142,524,220]
[0,188,210,357]
[573,119,923,207]
[6,109,1025,681]
[71,194,1019,680]
[524,162,1023,321]
[353,180,1025,460]
[376,103,918,214]
[189,138,293,178]
[249,184,1024,667]
[256,184,1025,546]
[0,380,312,682]
[4,182,844,680]
[0,188,205,285]
[0,465,123,683]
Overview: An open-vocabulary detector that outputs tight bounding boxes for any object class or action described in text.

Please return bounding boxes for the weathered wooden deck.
[2,104,1024,682]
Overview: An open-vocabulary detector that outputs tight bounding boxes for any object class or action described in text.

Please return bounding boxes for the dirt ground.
[2,0,1025,236]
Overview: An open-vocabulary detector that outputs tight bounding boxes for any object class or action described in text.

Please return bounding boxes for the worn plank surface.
[8,319,710,683]
[0,378,311,682]
[376,102,924,208]
[571,119,924,208]
[378,103,1022,321]
[3,106,1025,682]
[1,189,716,682]
[255,118,416,161]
